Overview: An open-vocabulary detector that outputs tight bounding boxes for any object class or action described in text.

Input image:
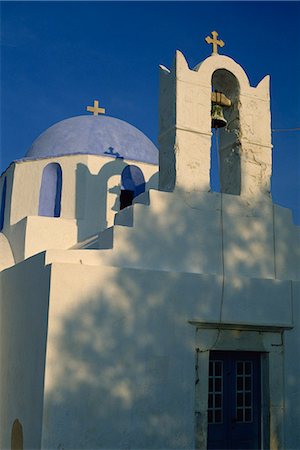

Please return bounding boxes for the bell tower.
[158,32,272,199]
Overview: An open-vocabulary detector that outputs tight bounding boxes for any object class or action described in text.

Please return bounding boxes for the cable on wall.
[272,128,300,132]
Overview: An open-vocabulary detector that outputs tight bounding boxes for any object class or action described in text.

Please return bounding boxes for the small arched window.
[39,163,62,217]
[0,177,7,231]
[11,419,23,450]
[120,165,145,210]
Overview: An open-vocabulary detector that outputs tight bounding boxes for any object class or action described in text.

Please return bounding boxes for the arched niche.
[120,165,145,210]
[11,419,23,450]
[0,177,7,231]
[39,163,62,217]
[211,69,241,195]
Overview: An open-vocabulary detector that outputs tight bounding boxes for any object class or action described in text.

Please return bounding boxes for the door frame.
[193,321,292,450]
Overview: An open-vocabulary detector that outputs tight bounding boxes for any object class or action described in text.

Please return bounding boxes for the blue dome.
[26,115,158,164]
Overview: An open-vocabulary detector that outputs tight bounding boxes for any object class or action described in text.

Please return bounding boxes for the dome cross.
[205,31,225,55]
[86,100,106,116]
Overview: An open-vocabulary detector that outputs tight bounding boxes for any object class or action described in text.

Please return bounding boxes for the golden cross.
[86,100,106,116]
[205,31,225,55]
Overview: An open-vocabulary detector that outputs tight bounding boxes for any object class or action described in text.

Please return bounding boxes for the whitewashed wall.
[0,253,50,450]
[40,187,299,449]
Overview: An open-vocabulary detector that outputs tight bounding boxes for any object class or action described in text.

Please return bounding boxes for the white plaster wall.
[65,189,299,282]
[10,155,91,225]
[4,217,78,264]
[42,263,199,450]
[3,155,158,265]
[23,216,78,260]
[0,253,50,450]
[10,155,157,228]
[41,258,294,449]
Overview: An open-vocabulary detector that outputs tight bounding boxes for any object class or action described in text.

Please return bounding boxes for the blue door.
[207,351,261,449]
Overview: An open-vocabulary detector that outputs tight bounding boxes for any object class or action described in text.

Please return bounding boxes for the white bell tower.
[158,31,272,199]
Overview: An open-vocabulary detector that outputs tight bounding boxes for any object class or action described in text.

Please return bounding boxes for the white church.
[0,32,299,450]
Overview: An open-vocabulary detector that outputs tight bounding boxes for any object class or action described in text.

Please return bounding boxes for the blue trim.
[54,165,62,217]
[0,178,7,231]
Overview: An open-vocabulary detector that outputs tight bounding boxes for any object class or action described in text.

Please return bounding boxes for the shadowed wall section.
[40,186,299,450]
[0,253,50,450]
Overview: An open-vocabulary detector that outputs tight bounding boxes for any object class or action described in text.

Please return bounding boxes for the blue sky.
[1,1,300,222]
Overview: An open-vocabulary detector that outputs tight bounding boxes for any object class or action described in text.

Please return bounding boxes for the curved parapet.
[0,233,15,271]
[173,52,268,96]
[194,55,250,90]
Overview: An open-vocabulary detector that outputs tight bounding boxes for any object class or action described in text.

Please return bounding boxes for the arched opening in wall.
[120,165,145,210]
[38,163,62,217]
[210,70,241,195]
[0,177,7,231]
[11,419,23,450]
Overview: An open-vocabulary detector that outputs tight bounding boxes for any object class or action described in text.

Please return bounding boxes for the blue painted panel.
[0,177,7,231]
[39,163,62,217]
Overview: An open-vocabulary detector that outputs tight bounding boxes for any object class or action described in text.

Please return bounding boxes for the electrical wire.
[272,128,300,132]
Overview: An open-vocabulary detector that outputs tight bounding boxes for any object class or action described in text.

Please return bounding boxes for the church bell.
[211,104,227,128]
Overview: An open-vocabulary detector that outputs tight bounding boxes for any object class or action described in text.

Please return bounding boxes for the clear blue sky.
[1,1,300,223]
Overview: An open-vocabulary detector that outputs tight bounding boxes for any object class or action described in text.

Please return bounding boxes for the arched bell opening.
[120,165,145,210]
[38,163,62,217]
[210,69,241,195]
